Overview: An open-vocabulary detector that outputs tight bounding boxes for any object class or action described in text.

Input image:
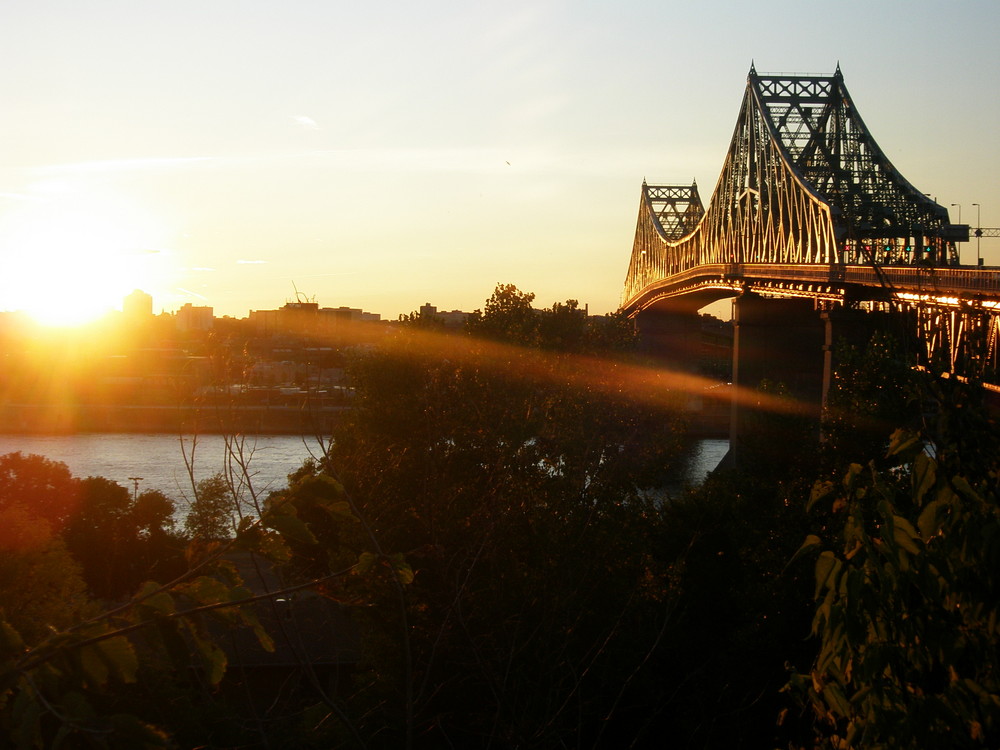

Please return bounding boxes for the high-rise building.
[176,302,214,332]
[123,289,153,318]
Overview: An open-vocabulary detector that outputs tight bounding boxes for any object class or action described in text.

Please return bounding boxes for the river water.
[0,433,728,508]
[0,433,328,506]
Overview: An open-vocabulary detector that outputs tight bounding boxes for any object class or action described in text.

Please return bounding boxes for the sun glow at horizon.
[0,188,174,327]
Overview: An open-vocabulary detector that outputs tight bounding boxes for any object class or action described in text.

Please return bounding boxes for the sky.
[1,0,998,324]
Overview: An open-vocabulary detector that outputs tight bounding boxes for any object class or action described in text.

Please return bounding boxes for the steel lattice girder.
[753,65,953,261]
[623,64,961,307]
[643,182,704,240]
[904,302,1000,384]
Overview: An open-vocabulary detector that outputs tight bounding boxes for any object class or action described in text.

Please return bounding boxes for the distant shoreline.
[0,403,347,436]
[0,403,730,440]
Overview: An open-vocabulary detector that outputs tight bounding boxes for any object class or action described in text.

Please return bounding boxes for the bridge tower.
[622,65,1000,458]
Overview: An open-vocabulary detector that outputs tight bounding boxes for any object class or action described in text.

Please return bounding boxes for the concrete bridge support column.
[729,294,826,453]
[633,306,703,371]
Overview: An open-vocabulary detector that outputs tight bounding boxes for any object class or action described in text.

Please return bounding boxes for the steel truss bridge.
[622,65,1000,389]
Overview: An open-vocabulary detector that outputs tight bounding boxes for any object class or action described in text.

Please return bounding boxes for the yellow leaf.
[814,551,841,599]
[808,481,835,511]
[97,636,139,684]
[79,645,109,687]
[355,551,377,574]
[893,524,921,555]
[972,720,984,741]
[791,534,822,563]
[390,553,415,585]
[912,452,936,504]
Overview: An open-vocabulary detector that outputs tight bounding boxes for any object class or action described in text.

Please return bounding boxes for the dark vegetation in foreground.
[0,285,998,749]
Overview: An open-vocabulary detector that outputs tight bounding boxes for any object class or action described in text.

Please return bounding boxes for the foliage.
[789,377,1000,748]
[307,286,691,747]
[184,472,236,541]
[465,283,540,345]
[0,284,685,746]
[0,506,91,646]
[0,560,280,748]
[63,477,186,601]
[133,489,176,538]
[466,283,637,353]
[738,378,823,479]
[10,288,975,747]
[0,452,81,530]
[0,453,370,748]
[585,307,640,353]
[398,308,448,330]
[821,331,919,468]
[645,433,819,747]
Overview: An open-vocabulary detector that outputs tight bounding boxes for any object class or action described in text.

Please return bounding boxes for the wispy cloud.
[177,287,209,300]
[291,115,321,131]
[237,259,268,265]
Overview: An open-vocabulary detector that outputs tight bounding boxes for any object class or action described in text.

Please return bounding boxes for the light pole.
[951,203,962,264]
[973,203,982,266]
[128,476,143,503]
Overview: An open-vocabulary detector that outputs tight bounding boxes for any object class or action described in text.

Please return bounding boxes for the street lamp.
[973,203,982,266]
[128,476,144,503]
[951,203,963,264]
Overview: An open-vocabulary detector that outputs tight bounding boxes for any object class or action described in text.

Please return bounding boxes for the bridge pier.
[632,295,889,461]
[633,305,703,370]
[729,295,885,459]
[729,294,826,451]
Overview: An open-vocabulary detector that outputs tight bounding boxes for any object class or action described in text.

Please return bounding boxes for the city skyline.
[0,285,495,325]
[1,1,998,326]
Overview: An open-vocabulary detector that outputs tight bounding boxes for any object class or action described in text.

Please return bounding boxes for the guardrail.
[625,263,1000,311]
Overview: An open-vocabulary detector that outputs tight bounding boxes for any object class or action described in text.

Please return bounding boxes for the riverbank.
[0,403,348,436]
[0,403,731,439]
[0,431,731,506]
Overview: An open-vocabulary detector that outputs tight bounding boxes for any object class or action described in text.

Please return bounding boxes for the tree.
[0,504,91,646]
[583,308,639,353]
[789,377,1000,748]
[56,476,186,601]
[0,452,80,530]
[133,489,176,539]
[465,283,539,345]
[821,330,918,468]
[184,472,236,541]
[303,285,693,747]
[63,476,137,599]
[398,308,448,331]
[537,298,588,350]
[0,462,347,747]
[632,410,820,748]
[465,284,639,355]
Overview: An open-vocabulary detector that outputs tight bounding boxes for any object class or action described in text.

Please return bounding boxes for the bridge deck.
[625,264,1000,313]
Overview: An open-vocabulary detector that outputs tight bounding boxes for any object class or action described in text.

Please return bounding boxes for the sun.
[0,188,171,327]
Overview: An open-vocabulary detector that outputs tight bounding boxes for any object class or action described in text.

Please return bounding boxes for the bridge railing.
[623,263,1000,313]
[851,266,1000,299]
